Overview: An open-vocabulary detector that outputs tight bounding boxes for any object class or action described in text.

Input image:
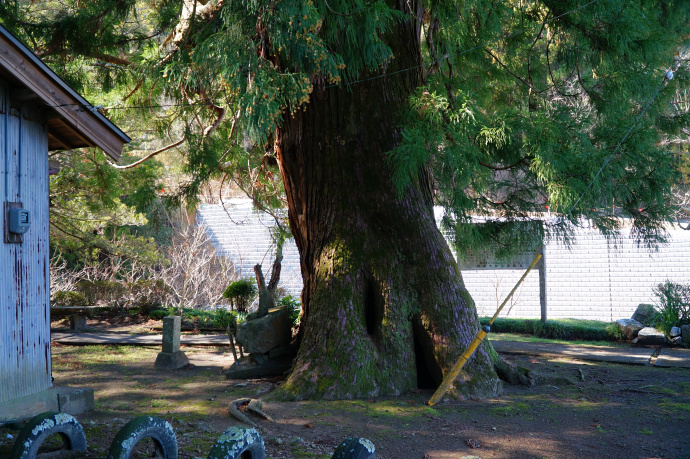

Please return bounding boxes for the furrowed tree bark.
[270,2,502,400]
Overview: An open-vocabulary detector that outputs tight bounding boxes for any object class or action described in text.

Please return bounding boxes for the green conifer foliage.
[3,1,686,240]
[391,0,690,251]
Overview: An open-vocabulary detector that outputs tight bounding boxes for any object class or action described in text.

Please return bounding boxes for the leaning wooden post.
[227,327,239,363]
[428,250,543,406]
[539,245,547,323]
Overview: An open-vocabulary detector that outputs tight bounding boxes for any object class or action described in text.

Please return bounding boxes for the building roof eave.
[0,25,130,161]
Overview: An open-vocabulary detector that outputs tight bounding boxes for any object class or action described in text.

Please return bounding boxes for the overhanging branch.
[107,137,186,169]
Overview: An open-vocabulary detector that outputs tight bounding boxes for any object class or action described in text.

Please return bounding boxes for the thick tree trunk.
[271,3,501,400]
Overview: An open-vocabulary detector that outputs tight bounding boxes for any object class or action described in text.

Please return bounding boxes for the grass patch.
[182,437,216,456]
[291,445,330,459]
[490,402,530,417]
[320,399,448,423]
[53,345,158,363]
[678,382,690,396]
[488,333,627,347]
[481,318,625,342]
[640,385,679,396]
[658,401,690,412]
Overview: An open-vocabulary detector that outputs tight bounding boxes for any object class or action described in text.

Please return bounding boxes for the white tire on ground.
[107,415,177,459]
[11,411,87,459]
[331,437,377,459]
[207,426,265,459]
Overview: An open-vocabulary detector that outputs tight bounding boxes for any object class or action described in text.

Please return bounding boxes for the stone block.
[154,351,189,370]
[636,327,666,345]
[616,319,644,340]
[236,307,291,354]
[69,314,87,330]
[654,348,690,368]
[0,386,93,422]
[682,325,690,343]
[250,353,268,365]
[0,390,59,422]
[268,345,293,359]
[55,386,94,415]
[631,304,657,324]
[162,316,181,353]
[670,326,682,338]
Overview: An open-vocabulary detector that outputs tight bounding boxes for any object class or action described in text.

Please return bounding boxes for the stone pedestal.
[224,355,294,379]
[236,307,292,354]
[635,327,666,345]
[69,314,87,330]
[154,316,189,370]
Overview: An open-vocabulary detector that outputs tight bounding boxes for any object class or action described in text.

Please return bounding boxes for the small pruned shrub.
[222,279,257,312]
[652,280,690,335]
[52,291,88,306]
[148,309,169,321]
[75,280,127,306]
[480,317,625,342]
[145,306,243,330]
[212,308,240,330]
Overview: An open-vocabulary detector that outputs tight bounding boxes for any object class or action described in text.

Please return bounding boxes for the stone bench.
[50,306,103,330]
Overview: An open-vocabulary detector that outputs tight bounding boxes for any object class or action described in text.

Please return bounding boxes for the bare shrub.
[50,208,237,312]
[50,255,81,298]
[158,218,237,311]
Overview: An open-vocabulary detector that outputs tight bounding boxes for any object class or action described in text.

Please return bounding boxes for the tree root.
[487,343,577,388]
[227,398,275,427]
[493,356,536,386]
[248,399,275,422]
[228,398,256,427]
[487,344,535,387]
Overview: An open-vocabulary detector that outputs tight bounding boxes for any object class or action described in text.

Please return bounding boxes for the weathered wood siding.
[0,79,52,403]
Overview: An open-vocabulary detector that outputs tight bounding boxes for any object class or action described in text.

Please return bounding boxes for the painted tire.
[331,437,377,459]
[11,411,87,459]
[207,426,265,459]
[107,416,177,459]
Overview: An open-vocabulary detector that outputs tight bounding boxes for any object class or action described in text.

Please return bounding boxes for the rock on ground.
[616,319,644,340]
[636,327,666,345]
[632,304,657,324]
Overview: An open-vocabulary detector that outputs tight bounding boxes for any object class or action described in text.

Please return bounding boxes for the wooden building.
[0,25,129,421]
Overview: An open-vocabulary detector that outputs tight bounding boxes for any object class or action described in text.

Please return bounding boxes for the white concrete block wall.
[544,228,616,321]
[540,225,690,321]
[199,201,690,321]
[197,201,303,299]
[461,269,541,318]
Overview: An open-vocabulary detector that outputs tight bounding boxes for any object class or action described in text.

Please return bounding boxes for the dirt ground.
[2,325,689,458]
